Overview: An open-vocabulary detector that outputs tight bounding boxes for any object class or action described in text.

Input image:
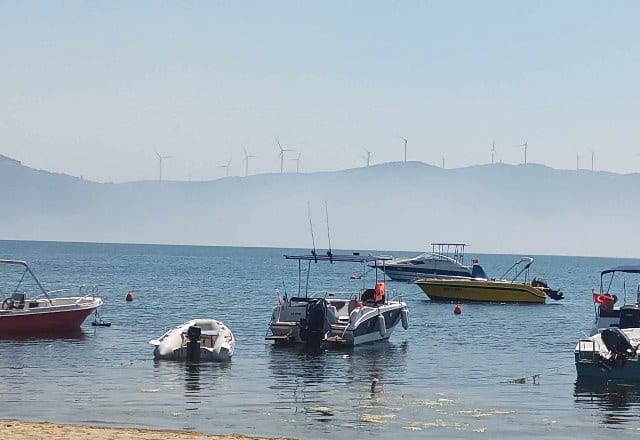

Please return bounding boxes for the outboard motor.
[546,288,564,301]
[186,325,202,362]
[600,327,635,368]
[531,278,564,301]
[300,299,327,346]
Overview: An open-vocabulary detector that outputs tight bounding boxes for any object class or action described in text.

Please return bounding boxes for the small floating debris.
[309,406,334,416]
[500,374,540,384]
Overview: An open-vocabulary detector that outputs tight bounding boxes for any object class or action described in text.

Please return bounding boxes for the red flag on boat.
[593,293,614,305]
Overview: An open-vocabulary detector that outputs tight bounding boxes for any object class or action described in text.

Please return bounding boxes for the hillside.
[1,154,638,257]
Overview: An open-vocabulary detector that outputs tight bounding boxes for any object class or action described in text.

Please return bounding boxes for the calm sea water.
[1,240,640,439]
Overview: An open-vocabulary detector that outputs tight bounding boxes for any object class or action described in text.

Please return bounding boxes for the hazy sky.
[1,1,638,182]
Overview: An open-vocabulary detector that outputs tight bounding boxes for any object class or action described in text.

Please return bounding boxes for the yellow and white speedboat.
[414,257,564,304]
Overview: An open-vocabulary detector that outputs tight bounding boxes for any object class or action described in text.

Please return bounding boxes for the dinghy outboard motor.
[300,299,327,346]
[600,327,635,368]
[186,325,202,362]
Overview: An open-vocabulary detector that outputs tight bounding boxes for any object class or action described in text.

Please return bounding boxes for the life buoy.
[377,314,387,337]
[401,308,409,330]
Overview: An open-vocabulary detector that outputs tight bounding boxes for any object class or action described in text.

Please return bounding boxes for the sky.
[1,1,639,182]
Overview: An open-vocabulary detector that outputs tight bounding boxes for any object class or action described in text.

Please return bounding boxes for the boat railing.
[74,291,99,305]
[324,291,359,299]
[46,289,71,296]
[576,339,598,362]
[387,288,403,303]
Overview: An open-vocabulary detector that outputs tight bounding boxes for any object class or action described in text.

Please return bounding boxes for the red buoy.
[125,291,134,302]
[453,304,462,315]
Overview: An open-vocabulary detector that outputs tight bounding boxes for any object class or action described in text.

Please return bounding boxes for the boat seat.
[11,292,25,310]
[182,329,219,337]
[361,289,375,303]
[325,305,338,325]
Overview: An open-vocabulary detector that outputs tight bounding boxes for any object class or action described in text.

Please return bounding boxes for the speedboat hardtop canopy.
[601,266,640,276]
[284,252,392,263]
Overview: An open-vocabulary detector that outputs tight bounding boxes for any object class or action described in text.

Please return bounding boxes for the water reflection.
[266,341,410,431]
[184,364,202,410]
[0,328,86,342]
[151,360,231,413]
[574,379,640,425]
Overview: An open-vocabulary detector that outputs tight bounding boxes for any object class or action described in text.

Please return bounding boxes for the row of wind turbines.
[154,140,301,181]
[154,137,598,181]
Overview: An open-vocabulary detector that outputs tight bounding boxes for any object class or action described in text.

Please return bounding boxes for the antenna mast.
[325,201,332,261]
[307,203,317,259]
[491,140,496,164]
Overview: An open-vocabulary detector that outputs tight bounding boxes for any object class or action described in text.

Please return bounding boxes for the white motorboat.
[575,265,640,380]
[266,252,409,347]
[0,259,103,336]
[372,243,473,282]
[150,319,235,362]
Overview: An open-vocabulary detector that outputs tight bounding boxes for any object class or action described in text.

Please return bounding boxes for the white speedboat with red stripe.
[0,259,103,336]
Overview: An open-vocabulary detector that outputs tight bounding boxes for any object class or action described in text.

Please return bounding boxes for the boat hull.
[415,279,547,303]
[151,319,235,362]
[575,354,640,381]
[268,301,407,347]
[0,304,99,336]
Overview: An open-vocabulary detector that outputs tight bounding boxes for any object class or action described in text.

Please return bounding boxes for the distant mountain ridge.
[1,154,638,258]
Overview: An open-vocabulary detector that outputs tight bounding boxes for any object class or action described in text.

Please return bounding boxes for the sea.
[1,240,640,439]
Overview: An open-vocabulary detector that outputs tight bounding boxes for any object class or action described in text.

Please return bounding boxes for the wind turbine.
[491,140,496,164]
[441,156,445,169]
[155,151,172,181]
[591,150,595,171]
[361,147,372,167]
[290,152,301,173]
[399,137,408,162]
[219,158,231,177]
[516,140,528,164]
[243,148,255,177]
[576,153,580,170]
[276,139,293,173]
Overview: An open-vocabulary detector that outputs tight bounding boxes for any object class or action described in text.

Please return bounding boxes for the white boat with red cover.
[0,259,103,336]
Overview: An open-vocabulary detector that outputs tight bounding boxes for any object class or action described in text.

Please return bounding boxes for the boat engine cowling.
[546,289,564,301]
[601,328,635,366]
[300,299,327,346]
[532,278,564,300]
[186,325,202,362]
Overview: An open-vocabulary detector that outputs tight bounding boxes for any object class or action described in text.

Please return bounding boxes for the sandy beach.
[0,420,294,440]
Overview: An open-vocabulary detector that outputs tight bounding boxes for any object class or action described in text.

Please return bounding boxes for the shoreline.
[0,420,295,440]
